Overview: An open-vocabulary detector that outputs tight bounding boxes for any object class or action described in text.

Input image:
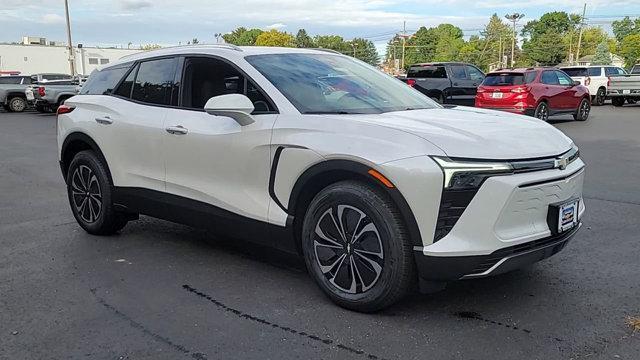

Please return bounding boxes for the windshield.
[561,68,588,77]
[245,53,438,114]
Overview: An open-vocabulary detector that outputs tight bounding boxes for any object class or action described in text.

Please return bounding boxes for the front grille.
[433,188,478,241]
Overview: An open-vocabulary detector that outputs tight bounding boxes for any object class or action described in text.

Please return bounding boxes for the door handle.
[95,116,113,125]
[165,125,188,135]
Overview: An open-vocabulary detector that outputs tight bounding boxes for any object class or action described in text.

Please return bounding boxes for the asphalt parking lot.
[1,106,639,360]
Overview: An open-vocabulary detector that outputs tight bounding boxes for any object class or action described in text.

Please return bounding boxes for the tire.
[301,180,415,312]
[627,98,637,105]
[593,88,606,106]
[8,97,27,112]
[67,150,128,235]
[612,97,625,107]
[35,104,49,113]
[573,98,590,121]
[534,101,549,121]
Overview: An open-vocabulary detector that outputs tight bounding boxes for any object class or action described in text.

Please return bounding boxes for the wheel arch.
[6,91,27,99]
[286,159,423,254]
[60,132,112,184]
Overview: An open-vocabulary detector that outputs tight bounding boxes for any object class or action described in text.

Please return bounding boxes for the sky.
[1,0,640,54]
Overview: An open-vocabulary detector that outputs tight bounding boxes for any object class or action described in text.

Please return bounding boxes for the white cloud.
[39,13,64,24]
[265,23,287,30]
[120,0,153,10]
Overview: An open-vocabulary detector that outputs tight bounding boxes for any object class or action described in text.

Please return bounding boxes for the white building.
[0,42,141,76]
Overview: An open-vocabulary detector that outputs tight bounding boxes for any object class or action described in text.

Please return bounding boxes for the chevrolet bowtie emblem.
[556,157,568,170]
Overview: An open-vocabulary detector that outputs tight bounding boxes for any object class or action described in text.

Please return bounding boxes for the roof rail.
[209,43,243,52]
[119,43,243,60]
[313,48,343,55]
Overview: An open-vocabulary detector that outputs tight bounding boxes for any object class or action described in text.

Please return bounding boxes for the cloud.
[40,13,64,24]
[120,0,153,10]
[265,23,287,30]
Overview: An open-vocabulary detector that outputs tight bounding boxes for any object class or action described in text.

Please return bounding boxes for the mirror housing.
[572,80,581,86]
[204,94,255,126]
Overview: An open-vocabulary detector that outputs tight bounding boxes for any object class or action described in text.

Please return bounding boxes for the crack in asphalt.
[182,284,389,360]
[453,311,533,334]
[90,288,207,360]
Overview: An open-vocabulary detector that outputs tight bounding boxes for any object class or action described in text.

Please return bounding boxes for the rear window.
[632,66,640,74]
[561,68,587,77]
[407,65,447,78]
[482,73,525,86]
[80,63,132,95]
[0,77,23,84]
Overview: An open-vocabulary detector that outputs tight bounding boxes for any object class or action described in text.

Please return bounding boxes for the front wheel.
[67,150,128,235]
[534,101,549,121]
[593,88,606,106]
[573,98,590,121]
[611,97,625,107]
[301,181,415,312]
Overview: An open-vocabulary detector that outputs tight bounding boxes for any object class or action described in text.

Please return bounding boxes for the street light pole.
[64,0,76,76]
[505,13,525,68]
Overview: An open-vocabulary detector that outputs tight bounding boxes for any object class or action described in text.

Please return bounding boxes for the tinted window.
[449,65,467,80]
[632,66,640,74]
[588,67,602,76]
[407,65,447,78]
[131,58,178,106]
[466,65,484,81]
[556,71,573,85]
[561,68,587,77]
[541,71,559,85]
[80,64,132,95]
[482,73,524,86]
[525,71,537,83]
[0,77,23,84]
[246,53,438,114]
[604,67,625,76]
[114,65,137,98]
[181,57,275,113]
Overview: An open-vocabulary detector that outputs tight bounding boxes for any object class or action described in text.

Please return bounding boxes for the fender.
[60,132,112,183]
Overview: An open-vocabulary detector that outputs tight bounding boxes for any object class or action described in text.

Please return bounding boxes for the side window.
[80,64,132,95]
[114,65,137,98]
[616,67,627,75]
[556,71,573,85]
[524,71,538,83]
[466,65,484,81]
[604,67,621,76]
[541,71,559,85]
[131,57,178,106]
[181,56,275,113]
[449,65,467,80]
[587,67,601,77]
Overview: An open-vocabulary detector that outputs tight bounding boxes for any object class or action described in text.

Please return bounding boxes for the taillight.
[406,79,416,87]
[510,86,528,93]
[57,104,75,115]
[476,87,486,93]
[585,77,591,86]
[607,77,611,87]
[37,86,45,97]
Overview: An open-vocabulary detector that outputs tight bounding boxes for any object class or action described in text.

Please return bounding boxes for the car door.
[163,56,278,228]
[540,70,562,111]
[447,64,476,106]
[555,70,580,110]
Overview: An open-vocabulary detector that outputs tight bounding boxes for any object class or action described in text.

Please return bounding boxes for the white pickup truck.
[607,72,640,107]
[560,66,627,106]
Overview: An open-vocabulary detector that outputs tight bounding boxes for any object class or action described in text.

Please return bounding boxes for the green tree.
[480,14,513,68]
[350,38,378,65]
[222,27,263,46]
[140,44,162,50]
[295,29,315,48]
[314,35,350,53]
[620,34,640,68]
[522,30,567,65]
[521,12,580,65]
[612,17,639,43]
[192,38,199,44]
[592,41,612,65]
[403,26,438,66]
[255,29,294,47]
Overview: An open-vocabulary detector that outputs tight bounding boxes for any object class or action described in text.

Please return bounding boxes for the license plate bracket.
[547,199,580,235]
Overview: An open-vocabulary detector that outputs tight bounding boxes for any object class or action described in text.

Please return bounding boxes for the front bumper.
[414,225,579,281]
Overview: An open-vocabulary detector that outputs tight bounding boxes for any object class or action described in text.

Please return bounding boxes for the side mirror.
[204,94,255,126]
[572,80,581,86]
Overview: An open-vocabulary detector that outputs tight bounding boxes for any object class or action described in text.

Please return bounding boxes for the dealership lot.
[1,107,639,359]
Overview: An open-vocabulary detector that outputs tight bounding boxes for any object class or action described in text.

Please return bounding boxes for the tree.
[255,29,294,47]
[295,29,315,48]
[140,44,162,50]
[480,14,513,68]
[620,34,640,68]
[350,38,378,65]
[192,38,199,44]
[612,17,639,43]
[521,12,580,65]
[315,35,350,53]
[522,30,567,65]
[592,41,612,65]
[222,27,263,46]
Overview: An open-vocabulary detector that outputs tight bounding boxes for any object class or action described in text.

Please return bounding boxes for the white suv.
[561,65,627,105]
[57,46,585,312]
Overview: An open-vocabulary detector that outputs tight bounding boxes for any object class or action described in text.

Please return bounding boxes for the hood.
[352,106,573,160]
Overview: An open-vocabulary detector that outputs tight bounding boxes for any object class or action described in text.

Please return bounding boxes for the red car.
[475,68,591,121]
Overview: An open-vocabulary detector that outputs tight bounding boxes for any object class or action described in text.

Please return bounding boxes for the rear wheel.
[593,88,606,106]
[612,97,625,107]
[534,101,549,121]
[627,98,637,105]
[573,98,590,121]
[8,97,26,112]
[301,181,415,312]
[67,150,128,235]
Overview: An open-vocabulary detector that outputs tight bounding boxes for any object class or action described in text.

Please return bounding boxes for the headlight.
[431,157,513,190]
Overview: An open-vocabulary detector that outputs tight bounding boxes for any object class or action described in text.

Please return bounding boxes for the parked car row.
[398,62,640,122]
[0,73,81,113]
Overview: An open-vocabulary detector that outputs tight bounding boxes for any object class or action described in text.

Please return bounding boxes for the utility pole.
[401,21,406,71]
[64,0,75,76]
[505,13,525,68]
[575,3,587,63]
